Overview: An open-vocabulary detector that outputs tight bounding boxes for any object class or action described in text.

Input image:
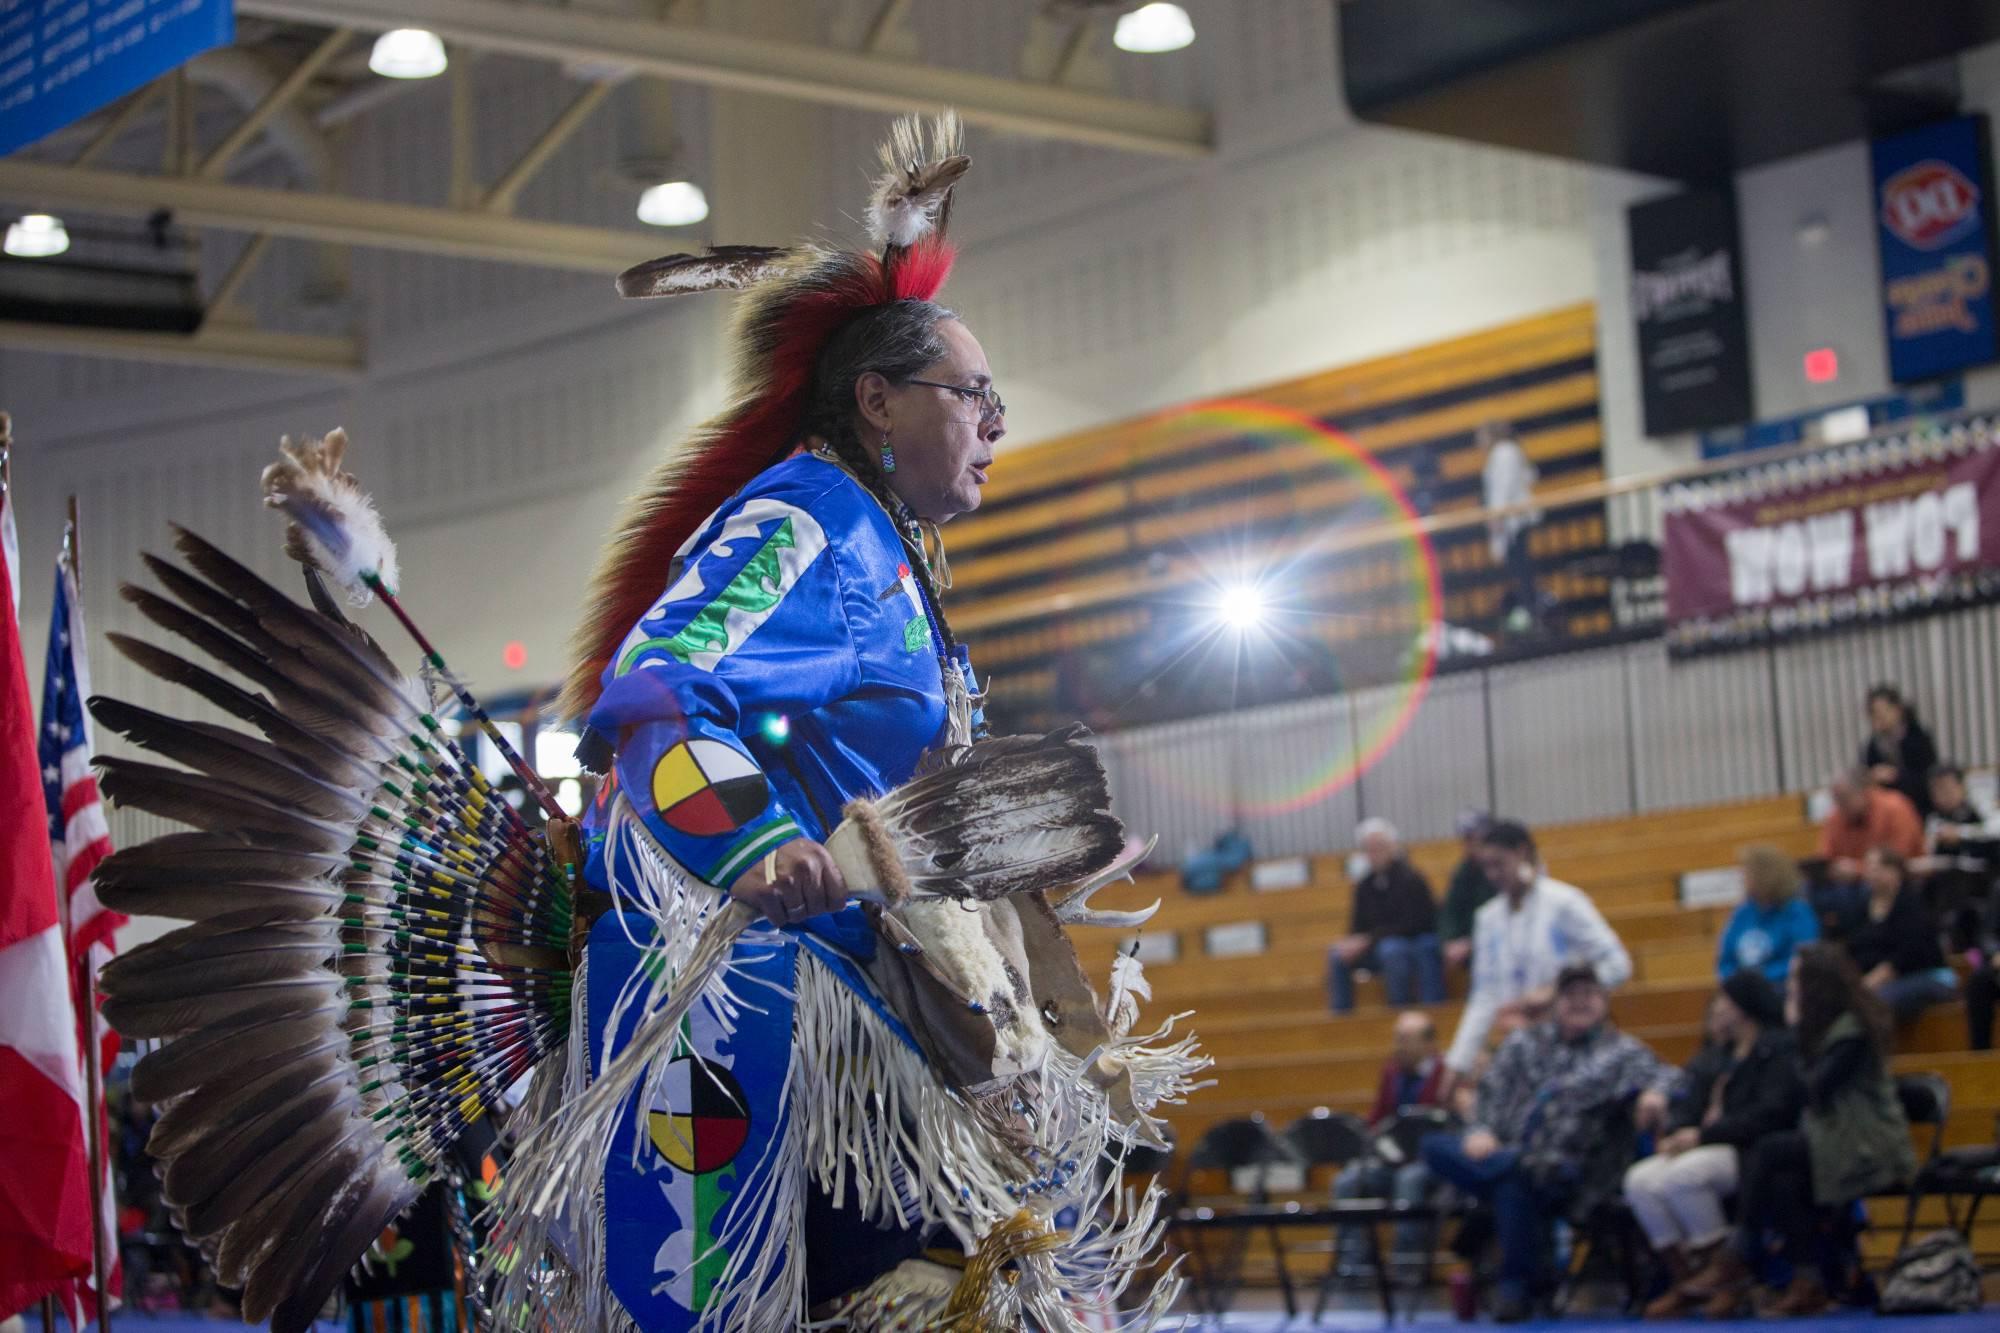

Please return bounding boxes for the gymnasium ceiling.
[0,1,1213,376]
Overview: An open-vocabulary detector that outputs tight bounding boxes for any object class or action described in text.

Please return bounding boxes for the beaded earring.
[879,427,897,474]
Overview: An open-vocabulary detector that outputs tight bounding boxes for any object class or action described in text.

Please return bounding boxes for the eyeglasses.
[906,377,1005,426]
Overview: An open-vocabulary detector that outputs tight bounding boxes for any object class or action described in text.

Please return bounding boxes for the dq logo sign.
[1882,160,1982,250]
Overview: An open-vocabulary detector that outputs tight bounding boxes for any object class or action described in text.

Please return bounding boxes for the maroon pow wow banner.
[1663,425,2000,655]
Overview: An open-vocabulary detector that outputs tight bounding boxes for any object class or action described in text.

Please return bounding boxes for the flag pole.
[65,493,113,1333]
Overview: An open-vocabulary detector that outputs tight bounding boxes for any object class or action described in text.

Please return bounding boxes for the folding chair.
[1178,1115,1304,1317]
[1896,1072,1952,1249]
[1281,1108,1374,1319]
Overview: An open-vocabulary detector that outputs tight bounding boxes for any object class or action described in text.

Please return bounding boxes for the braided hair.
[799,299,973,660]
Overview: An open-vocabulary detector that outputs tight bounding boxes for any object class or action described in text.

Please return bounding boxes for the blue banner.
[1873,115,2000,384]
[1699,379,1965,461]
[0,0,233,157]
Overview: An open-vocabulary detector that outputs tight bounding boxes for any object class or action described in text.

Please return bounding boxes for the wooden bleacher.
[958,303,1615,733]
[1073,793,2000,1277]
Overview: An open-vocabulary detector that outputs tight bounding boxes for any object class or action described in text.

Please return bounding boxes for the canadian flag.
[0,480,97,1320]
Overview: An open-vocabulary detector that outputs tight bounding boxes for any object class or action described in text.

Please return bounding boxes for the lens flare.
[1217,581,1267,631]
[1124,399,1442,817]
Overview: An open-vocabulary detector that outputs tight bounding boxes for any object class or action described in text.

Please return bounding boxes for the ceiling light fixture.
[1114,3,1195,54]
[4,214,70,259]
[636,180,709,227]
[369,29,448,80]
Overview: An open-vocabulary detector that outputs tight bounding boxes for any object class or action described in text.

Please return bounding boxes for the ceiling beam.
[0,159,668,272]
[481,78,616,214]
[236,0,1214,158]
[198,27,354,179]
[0,320,364,377]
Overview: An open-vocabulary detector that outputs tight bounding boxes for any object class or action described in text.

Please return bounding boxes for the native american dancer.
[84,112,1204,1333]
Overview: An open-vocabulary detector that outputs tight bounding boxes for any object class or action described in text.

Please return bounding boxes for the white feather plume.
[259,428,400,604]
[866,110,969,250]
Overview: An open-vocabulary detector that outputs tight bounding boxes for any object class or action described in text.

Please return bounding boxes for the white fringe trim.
[486,798,1204,1331]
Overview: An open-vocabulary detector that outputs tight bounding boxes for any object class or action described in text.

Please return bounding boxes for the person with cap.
[1439,810,1497,976]
[1422,965,1678,1322]
[1622,971,1803,1319]
[1443,819,1632,1083]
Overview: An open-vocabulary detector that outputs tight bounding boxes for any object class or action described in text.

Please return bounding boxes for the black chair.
[1282,1106,1371,1178]
[1897,1073,1952,1248]
[1376,1105,1458,1168]
[1917,1111,2000,1248]
[1280,1109,1373,1317]
[1120,1139,1176,1184]
[1178,1115,1305,1317]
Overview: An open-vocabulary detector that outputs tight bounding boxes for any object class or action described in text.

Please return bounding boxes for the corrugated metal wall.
[1096,608,2000,858]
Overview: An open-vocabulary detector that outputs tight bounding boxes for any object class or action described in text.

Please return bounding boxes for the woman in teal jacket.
[1717,844,1819,985]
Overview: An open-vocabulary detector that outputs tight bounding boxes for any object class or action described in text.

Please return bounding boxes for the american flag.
[38,557,123,1316]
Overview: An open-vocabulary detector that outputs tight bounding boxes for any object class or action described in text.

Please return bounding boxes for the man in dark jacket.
[1327,817,1444,1011]
[1422,965,1678,1322]
[1622,971,1803,1317]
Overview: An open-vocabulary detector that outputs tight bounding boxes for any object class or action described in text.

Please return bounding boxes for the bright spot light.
[637,180,709,227]
[370,29,449,80]
[1114,3,1195,53]
[555,778,585,816]
[5,214,69,258]
[1218,582,1267,631]
[760,713,791,744]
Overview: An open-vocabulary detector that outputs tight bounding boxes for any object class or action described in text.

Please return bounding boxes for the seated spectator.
[1422,965,1677,1322]
[1926,764,2000,1049]
[1443,820,1632,1083]
[1718,845,1818,985]
[1327,818,1445,1012]
[1623,972,1802,1319]
[1920,763,2000,950]
[1333,1011,1446,1270]
[1440,810,1497,975]
[1862,684,1939,819]
[1813,767,1924,937]
[1682,943,1914,1318]
[1847,848,1957,1025]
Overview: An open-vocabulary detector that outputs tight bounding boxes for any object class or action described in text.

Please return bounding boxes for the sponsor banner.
[0,1,233,156]
[1629,189,1755,436]
[1663,425,2000,655]
[1873,115,2000,384]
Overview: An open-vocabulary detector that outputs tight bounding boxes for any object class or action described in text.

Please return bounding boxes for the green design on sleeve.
[616,519,799,676]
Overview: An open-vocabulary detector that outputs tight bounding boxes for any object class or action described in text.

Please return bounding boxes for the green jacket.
[1439,857,1495,943]
[1803,1012,1916,1204]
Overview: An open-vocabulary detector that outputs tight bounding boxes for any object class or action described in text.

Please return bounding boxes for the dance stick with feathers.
[261,429,565,822]
[90,441,1137,1333]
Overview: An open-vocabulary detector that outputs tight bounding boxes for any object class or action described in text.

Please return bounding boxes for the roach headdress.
[558,110,968,722]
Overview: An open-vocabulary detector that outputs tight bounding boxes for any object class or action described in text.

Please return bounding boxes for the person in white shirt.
[1444,819,1633,1081]
[1479,421,1542,634]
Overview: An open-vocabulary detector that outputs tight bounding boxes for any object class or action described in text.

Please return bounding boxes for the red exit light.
[503,640,527,670]
[1803,347,1839,383]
